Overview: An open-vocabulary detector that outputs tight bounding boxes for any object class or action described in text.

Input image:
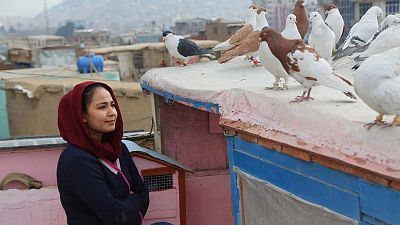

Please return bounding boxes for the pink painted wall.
[158,97,234,225]
[0,147,63,187]
[186,171,234,225]
[0,188,67,225]
[0,148,183,225]
[133,157,181,225]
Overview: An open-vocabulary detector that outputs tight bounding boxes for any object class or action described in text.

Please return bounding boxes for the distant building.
[27,35,65,48]
[205,18,244,42]
[136,33,161,43]
[253,0,318,32]
[318,0,399,39]
[73,29,109,47]
[171,18,209,35]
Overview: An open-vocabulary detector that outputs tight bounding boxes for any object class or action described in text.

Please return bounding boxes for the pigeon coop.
[141,58,400,225]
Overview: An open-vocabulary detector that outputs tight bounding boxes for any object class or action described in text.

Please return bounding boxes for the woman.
[57,81,149,225]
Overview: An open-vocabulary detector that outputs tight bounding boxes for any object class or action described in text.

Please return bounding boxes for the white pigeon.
[258,14,300,90]
[246,7,270,65]
[281,14,301,40]
[354,46,400,129]
[260,28,357,102]
[324,4,344,45]
[162,31,214,66]
[308,11,336,61]
[213,6,257,52]
[352,21,400,70]
[218,8,269,65]
[340,6,383,50]
[333,12,397,61]
[379,14,399,29]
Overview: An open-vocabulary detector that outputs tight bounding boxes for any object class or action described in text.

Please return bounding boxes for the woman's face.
[83,87,118,141]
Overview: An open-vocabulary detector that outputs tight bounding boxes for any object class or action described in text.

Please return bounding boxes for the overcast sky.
[0,0,63,17]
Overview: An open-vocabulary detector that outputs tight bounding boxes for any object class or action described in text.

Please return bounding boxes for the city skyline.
[0,0,62,17]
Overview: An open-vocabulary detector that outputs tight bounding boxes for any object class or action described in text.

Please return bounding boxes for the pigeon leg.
[290,90,308,103]
[265,79,281,90]
[282,77,289,90]
[306,88,314,100]
[291,88,314,103]
[382,115,400,128]
[251,57,261,67]
[174,58,182,66]
[365,114,384,130]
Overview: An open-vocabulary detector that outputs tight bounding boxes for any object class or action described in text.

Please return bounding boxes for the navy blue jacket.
[57,143,149,225]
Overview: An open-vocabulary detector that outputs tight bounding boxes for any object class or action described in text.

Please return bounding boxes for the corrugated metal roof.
[0,136,66,149]
[122,140,193,173]
[0,132,150,150]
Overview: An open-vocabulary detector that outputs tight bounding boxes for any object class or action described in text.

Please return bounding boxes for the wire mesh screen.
[143,174,173,192]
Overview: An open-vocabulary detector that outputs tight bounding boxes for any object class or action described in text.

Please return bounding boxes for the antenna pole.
[44,0,50,34]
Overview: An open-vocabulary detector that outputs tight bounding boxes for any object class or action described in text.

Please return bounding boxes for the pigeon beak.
[162,37,166,41]
[301,2,305,6]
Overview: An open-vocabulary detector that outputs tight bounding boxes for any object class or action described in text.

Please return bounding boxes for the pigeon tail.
[218,47,242,63]
[199,48,214,55]
[318,72,357,100]
[213,40,235,52]
[351,55,367,70]
[351,62,361,70]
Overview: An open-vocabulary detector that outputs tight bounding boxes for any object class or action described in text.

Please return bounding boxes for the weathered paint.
[0,188,67,225]
[159,96,227,171]
[158,98,234,225]
[0,80,10,139]
[133,157,181,225]
[0,147,186,225]
[141,82,220,113]
[227,136,241,225]
[229,137,400,225]
[0,148,63,187]
[185,172,234,225]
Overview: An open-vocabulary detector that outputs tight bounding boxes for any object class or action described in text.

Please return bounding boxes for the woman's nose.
[107,105,117,116]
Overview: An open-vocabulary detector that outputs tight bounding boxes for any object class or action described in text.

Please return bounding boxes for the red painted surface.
[158,97,234,225]
[159,96,228,170]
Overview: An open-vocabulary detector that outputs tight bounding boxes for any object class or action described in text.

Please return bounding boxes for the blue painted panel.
[140,82,219,113]
[234,137,361,191]
[359,182,400,225]
[233,149,360,219]
[0,80,10,139]
[227,136,241,225]
[231,137,400,225]
[361,213,391,225]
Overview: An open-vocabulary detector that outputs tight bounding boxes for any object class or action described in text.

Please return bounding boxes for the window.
[386,0,400,14]
[360,3,373,18]
[336,0,354,37]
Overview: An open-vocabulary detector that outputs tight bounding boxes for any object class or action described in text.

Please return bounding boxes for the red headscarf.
[58,81,123,162]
